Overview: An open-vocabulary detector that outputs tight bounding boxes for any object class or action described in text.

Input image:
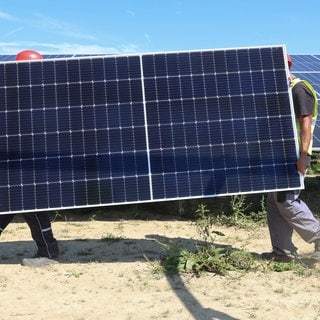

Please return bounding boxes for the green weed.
[64,270,83,278]
[159,244,258,276]
[148,204,260,276]
[147,202,315,277]
[194,204,225,244]
[213,194,267,228]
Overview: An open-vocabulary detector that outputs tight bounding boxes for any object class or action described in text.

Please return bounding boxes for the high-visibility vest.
[290,78,318,155]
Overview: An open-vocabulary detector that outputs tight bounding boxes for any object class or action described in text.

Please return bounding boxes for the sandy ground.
[0,208,319,320]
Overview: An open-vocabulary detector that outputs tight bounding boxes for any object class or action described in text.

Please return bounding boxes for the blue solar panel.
[0,54,99,62]
[291,55,320,150]
[0,46,302,214]
[0,55,16,61]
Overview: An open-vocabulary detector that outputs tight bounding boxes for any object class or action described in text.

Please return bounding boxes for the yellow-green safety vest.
[290,78,318,155]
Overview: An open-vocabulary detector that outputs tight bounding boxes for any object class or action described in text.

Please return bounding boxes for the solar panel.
[291,54,320,150]
[0,55,16,61]
[0,46,302,214]
[0,54,99,62]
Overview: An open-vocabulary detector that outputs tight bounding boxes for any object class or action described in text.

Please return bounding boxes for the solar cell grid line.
[0,45,302,214]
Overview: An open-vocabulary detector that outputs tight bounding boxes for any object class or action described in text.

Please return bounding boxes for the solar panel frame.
[0,46,303,214]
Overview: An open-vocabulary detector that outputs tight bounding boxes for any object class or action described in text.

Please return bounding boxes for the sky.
[0,0,319,56]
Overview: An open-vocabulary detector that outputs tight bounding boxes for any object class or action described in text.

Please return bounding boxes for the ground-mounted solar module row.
[0,46,302,214]
[0,54,96,61]
[291,54,320,150]
[293,71,320,150]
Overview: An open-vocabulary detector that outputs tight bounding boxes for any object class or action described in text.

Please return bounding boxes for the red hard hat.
[16,49,43,61]
[287,54,293,68]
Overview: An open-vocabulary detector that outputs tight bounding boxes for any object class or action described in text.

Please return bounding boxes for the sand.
[0,208,319,320]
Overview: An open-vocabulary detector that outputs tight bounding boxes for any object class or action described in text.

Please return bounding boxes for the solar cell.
[0,46,302,214]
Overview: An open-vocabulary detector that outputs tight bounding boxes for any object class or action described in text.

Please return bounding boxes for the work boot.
[260,251,297,263]
[311,240,320,262]
[21,256,59,267]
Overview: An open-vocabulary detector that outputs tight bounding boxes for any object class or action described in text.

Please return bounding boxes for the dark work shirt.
[291,81,314,117]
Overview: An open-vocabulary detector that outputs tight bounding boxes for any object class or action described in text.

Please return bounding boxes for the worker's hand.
[296,153,308,175]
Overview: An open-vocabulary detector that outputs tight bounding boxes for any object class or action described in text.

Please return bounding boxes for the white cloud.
[0,27,24,39]
[41,43,121,54]
[126,10,136,17]
[39,42,141,55]
[32,13,97,41]
[0,10,97,41]
[144,33,151,43]
[0,41,21,54]
[0,11,20,22]
[0,10,143,55]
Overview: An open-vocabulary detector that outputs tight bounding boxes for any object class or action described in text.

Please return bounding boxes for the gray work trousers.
[266,190,320,255]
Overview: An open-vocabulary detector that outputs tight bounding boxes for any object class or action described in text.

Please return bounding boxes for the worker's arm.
[296,114,312,174]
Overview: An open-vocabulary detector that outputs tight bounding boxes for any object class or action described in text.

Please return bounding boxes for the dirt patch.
[0,208,319,320]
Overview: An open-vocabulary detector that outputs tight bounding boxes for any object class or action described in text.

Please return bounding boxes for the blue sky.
[0,0,319,56]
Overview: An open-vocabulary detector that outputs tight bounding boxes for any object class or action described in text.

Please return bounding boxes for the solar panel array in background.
[0,46,301,214]
[290,55,320,150]
[0,54,79,61]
